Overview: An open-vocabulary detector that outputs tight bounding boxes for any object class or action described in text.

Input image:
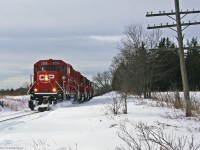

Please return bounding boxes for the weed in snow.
[116,121,200,150]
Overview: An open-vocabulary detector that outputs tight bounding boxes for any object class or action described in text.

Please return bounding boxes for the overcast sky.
[0,0,200,89]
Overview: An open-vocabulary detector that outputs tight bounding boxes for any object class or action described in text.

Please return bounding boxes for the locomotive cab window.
[52,66,60,71]
[34,66,40,74]
[62,65,67,74]
[42,66,60,71]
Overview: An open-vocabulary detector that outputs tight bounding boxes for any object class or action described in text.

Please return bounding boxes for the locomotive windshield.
[42,65,60,71]
[34,66,40,74]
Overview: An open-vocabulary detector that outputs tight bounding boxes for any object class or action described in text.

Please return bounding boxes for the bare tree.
[108,92,123,115]
[92,70,112,95]
[111,24,162,98]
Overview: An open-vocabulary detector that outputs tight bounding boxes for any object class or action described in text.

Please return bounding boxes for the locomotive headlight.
[44,75,48,81]
[34,88,37,92]
[52,88,56,92]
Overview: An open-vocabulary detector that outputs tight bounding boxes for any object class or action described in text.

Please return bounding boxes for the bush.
[151,92,200,117]
[0,96,28,111]
[116,121,200,150]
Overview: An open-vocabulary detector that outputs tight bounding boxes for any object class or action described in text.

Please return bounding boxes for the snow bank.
[0,95,29,117]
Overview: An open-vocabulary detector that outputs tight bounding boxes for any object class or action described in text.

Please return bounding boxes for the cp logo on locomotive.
[39,74,55,81]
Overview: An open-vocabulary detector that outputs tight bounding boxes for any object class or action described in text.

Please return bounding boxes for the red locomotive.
[27,59,94,110]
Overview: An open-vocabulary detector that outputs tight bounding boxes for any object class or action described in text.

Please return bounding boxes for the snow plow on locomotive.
[27,59,94,110]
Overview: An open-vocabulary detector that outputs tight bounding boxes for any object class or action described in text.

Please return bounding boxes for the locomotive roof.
[34,59,70,66]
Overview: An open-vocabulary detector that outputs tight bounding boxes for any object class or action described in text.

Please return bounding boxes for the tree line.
[0,87,28,96]
[92,24,200,97]
[0,82,29,96]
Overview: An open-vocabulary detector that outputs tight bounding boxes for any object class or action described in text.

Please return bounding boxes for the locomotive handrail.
[27,81,36,95]
[68,78,79,92]
[56,81,66,100]
[56,81,64,91]
[67,78,81,99]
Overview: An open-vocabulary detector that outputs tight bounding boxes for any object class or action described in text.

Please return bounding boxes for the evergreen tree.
[152,37,181,91]
[186,38,200,90]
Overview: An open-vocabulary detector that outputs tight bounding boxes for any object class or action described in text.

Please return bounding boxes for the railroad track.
[0,111,40,123]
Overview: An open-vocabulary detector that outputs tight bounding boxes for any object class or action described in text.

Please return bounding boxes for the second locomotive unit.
[27,59,94,110]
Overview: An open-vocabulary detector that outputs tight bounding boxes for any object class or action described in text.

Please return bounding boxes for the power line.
[146,0,200,117]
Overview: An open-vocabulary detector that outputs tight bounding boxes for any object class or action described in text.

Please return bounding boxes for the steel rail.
[0,111,40,123]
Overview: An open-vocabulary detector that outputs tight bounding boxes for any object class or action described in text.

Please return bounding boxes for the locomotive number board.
[41,61,60,65]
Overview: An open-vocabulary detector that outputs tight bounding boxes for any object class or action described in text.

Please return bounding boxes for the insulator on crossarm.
[171,10,173,13]
[159,11,161,14]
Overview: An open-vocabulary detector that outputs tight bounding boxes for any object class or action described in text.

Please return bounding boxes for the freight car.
[27,59,94,110]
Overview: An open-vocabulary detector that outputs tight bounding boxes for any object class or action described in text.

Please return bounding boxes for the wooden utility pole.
[174,0,190,116]
[146,0,200,116]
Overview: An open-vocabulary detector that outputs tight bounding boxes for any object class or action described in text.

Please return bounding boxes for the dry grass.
[116,121,200,150]
[151,91,200,117]
[32,138,77,150]
[0,96,28,111]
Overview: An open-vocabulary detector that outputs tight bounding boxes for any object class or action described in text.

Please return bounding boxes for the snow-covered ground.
[0,95,30,118]
[0,92,200,150]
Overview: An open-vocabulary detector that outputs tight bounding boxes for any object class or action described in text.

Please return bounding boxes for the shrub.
[116,121,200,150]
